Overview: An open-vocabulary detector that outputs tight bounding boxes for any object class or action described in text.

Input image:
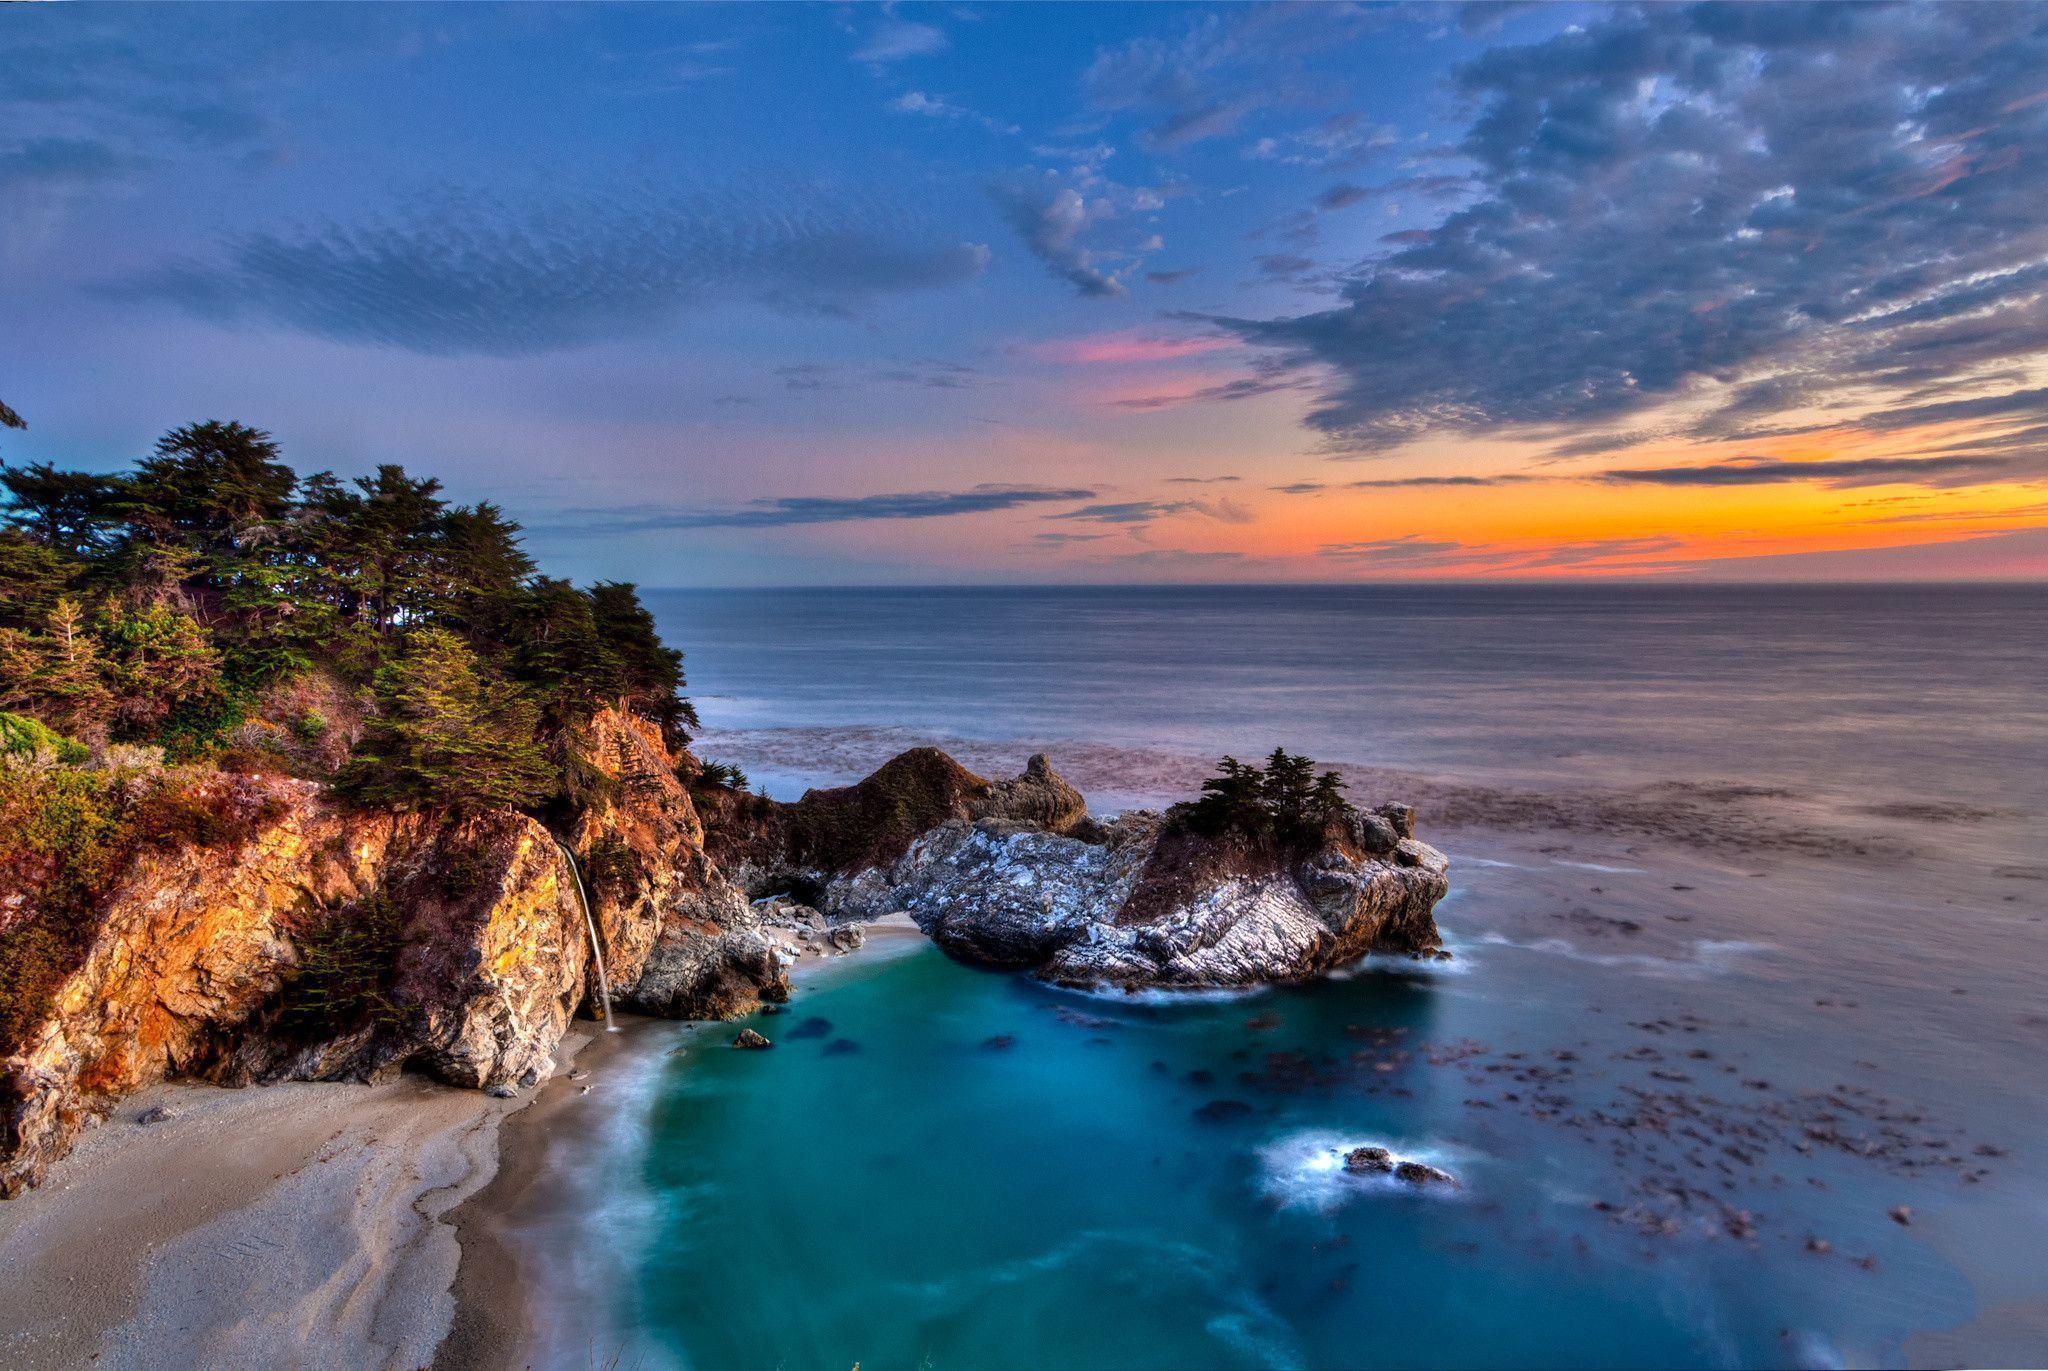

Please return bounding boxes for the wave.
[1553,859,1650,874]
[1473,931,1769,978]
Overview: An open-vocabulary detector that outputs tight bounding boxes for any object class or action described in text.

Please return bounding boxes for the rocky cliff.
[0,707,785,1197]
[2,732,1443,1197]
[707,750,1449,990]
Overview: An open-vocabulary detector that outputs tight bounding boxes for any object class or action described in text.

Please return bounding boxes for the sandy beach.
[0,1072,518,1369]
[0,919,925,1371]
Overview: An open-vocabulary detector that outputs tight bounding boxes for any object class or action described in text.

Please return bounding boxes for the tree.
[0,399,23,431]
[588,580,692,735]
[1188,755,1266,834]
[0,599,114,739]
[94,601,223,735]
[341,629,553,812]
[1,462,124,557]
[1260,748,1317,827]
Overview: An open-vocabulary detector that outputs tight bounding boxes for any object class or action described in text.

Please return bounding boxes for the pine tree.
[341,629,553,812]
[0,599,114,739]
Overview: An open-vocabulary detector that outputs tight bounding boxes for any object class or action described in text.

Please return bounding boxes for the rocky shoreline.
[2,722,1448,1196]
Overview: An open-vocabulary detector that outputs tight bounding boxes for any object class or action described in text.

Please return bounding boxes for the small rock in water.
[1245,1014,1280,1032]
[135,1105,176,1126]
[827,924,866,952]
[982,1034,1017,1051]
[1393,1160,1456,1187]
[1344,1146,1394,1174]
[787,1016,832,1040]
[733,1028,773,1050]
[566,1068,588,1081]
[1192,1099,1254,1123]
[488,1083,520,1098]
[822,1037,862,1056]
[759,1003,785,1016]
[1805,1237,1833,1254]
[1889,1205,1913,1226]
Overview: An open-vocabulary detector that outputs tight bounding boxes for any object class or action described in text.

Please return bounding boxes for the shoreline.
[0,918,930,1371]
[442,916,931,1371]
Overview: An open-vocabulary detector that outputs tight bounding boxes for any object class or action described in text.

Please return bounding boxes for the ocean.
[520,585,2048,1369]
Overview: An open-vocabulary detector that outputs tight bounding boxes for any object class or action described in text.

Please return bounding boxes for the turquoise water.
[543,586,2048,1370]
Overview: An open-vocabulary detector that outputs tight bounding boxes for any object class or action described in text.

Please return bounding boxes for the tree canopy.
[0,420,695,811]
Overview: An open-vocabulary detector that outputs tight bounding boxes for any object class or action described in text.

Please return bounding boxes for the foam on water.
[1258,1129,1474,1212]
[1475,931,1770,978]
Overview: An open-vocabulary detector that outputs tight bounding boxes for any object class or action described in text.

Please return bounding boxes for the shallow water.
[537,586,2048,1370]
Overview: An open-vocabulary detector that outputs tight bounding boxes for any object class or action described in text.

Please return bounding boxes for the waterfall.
[555,840,619,1033]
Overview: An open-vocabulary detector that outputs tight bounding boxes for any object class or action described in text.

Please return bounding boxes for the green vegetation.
[0,418,695,808]
[1178,748,1355,845]
[277,894,407,1036]
[0,764,139,1053]
[695,761,751,793]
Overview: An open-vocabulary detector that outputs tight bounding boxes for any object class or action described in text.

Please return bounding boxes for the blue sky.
[5,3,2047,583]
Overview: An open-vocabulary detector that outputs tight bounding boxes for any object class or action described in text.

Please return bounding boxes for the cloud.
[1199,5,2048,454]
[854,16,948,63]
[1164,475,1242,485]
[112,185,992,354]
[988,177,1126,298]
[1596,454,2045,490]
[1246,113,1397,169]
[1050,497,1253,525]
[0,137,147,191]
[1145,267,1202,285]
[543,485,1098,533]
[887,89,1019,136]
[1315,183,1374,211]
[1318,534,1686,573]
[1084,9,1372,154]
[1275,473,1539,492]
[1023,329,1233,364]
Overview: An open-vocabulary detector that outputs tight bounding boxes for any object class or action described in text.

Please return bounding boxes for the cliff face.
[0,707,784,1198]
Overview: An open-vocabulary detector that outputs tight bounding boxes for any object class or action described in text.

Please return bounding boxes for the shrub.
[0,766,132,1053]
[277,894,406,1035]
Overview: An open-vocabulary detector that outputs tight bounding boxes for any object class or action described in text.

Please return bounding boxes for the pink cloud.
[1023,330,1237,365]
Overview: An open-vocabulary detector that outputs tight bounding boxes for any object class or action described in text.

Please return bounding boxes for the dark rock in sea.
[787,1017,832,1040]
[1393,1160,1456,1186]
[827,924,865,952]
[1344,1146,1394,1174]
[134,1105,176,1127]
[1889,1205,1913,1226]
[732,1028,772,1050]
[1192,1099,1255,1123]
[982,1034,1017,1051]
[822,1038,862,1056]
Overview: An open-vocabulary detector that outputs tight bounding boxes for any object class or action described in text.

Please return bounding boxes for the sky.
[3,1,2047,585]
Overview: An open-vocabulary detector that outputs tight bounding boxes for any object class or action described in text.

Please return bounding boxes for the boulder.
[732,1028,772,1050]
[1394,1160,1457,1187]
[1344,1145,1394,1174]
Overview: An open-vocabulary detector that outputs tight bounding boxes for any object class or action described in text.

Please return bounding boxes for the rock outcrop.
[563,707,788,1019]
[0,706,786,1197]
[705,751,1449,990]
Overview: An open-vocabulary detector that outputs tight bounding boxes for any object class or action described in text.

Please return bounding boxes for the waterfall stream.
[555,840,618,1033]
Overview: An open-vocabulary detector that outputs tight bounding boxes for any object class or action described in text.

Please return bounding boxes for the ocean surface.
[529,585,2048,1370]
